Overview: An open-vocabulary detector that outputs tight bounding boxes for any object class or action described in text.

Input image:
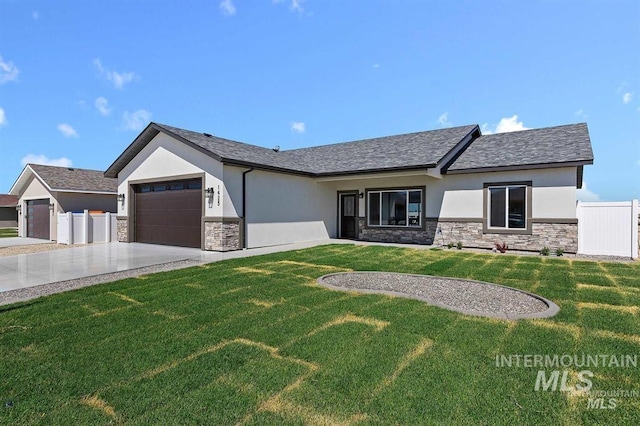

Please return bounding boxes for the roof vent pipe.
[203,133,212,137]
[273,146,280,152]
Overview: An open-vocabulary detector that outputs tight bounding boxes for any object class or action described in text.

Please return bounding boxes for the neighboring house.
[0,194,18,228]
[105,122,593,253]
[9,164,117,240]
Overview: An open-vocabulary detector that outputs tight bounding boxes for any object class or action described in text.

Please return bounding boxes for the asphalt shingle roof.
[285,125,479,174]
[154,123,479,175]
[30,164,117,193]
[154,124,312,173]
[105,121,594,178]
[0,194,17,207]
[446,123,593,172]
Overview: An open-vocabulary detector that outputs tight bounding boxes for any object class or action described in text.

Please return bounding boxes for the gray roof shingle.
[284,125,479,174]
[446,123,593,173]
[154,123,312,173]
[105,121,594,178]
[30,164,117,193]
[0,194,17,207]
[143,123,479,175]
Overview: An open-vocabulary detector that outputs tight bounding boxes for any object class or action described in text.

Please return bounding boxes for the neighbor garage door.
[134,179,202,248]
[27,199,50,240]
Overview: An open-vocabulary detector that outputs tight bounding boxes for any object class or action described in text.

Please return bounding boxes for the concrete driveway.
[0,237,52,247]
[0,240,343,293]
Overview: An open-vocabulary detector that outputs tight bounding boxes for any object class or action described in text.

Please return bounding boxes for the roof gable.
[105,121,594,179]
[10,164,117,195]
[105,122,480,177]
[284,125,479,175]
[445,123,594,173]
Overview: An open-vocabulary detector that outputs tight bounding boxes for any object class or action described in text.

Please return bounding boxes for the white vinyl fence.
[57,211,117,245]
[577,200,639,259]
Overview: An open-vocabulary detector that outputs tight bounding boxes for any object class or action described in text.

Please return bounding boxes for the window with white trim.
[368,189,422,227]
[488,185,526,229]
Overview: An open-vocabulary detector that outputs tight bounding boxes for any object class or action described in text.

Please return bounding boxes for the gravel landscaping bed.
[0,243,73,257]
[0,259,203,306]
[318,272,559,320]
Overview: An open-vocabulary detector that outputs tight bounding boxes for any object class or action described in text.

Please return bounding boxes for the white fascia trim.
[50,189,117,195]
[9,165,53,195]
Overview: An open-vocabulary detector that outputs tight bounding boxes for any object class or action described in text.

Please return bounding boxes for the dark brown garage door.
[134,179,202,248]
[27,199,50,240]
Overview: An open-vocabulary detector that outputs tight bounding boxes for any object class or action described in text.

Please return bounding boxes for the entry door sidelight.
[340,193,357,239]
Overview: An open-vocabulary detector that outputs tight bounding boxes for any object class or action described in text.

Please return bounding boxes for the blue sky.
[0,0,638,200]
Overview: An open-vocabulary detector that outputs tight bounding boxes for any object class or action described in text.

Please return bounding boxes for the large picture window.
[368,189,422,227]
[488,185,526,229]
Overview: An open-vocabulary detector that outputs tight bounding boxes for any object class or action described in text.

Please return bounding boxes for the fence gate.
[57,213,70,245]
[577,200,639,259]
[57,211,114,245]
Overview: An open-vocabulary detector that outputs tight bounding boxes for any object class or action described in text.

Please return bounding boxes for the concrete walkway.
[0,240,346,293]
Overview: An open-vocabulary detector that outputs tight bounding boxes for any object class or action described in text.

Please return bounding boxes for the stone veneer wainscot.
[116,217,128,242]
[204,220,241,251]
[358,218,578,253]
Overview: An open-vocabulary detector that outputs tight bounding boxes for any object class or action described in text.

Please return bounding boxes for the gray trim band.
[429,217,484,223]
[202,217,242,222]
[531,218,578,224]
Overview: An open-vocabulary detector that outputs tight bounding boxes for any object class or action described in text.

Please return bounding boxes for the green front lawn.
[1,245,639,424]
[0,228,18,238]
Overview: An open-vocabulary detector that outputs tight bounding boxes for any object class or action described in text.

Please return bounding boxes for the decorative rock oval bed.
[317,272,559,320]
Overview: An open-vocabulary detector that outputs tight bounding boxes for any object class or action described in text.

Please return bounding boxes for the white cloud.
[21,154,72,167]
[495,115,529,133]
[437,112,451,128]
[93,58,104,74]
[481,115,529,134]
[577,182,600,202]
[291,121,306,133]
[94,97,111,116]
[219,0,236,15]
[574,109,587,120]
[108,70,135,89]
[57,123,78,138]
[0,56,19,84]
[93,58,136,89]
[0,107,6,127]
[291,0,305,13]
[122,110,152,131]
[482,115,529,134]
[623,92,633,104]
[273,0,304,13]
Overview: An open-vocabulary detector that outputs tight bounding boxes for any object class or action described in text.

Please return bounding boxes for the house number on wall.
[217,185,220,206]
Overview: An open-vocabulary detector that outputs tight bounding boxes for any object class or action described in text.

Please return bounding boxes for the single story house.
[0,194,18,228]
[10,164,117,240]
[104,121,593,253]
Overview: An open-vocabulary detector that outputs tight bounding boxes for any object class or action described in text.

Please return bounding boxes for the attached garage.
[133,179,202,248]
[26,199,51,240]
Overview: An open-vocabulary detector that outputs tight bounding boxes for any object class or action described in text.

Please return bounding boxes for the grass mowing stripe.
[1,244,638,424]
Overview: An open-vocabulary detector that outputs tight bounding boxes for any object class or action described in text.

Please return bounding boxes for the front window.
[488,185,526,229]
[368,189,422,227]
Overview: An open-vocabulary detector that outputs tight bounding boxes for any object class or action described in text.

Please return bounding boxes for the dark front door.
[27,199,50,240]
[340,193,357,239]
[134,179,202,248]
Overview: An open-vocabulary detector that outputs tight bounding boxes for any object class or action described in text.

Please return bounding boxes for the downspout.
[242,167,254,249]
